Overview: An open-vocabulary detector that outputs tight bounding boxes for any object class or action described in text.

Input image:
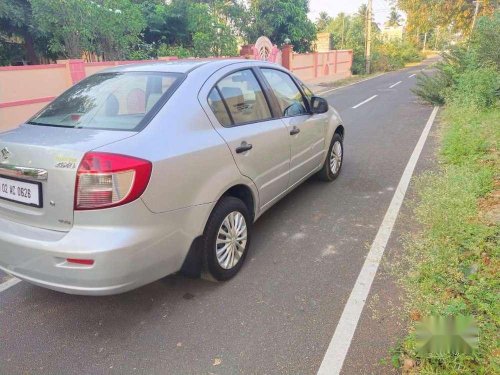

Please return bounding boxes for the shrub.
[373,41,422,72]
[450,68,500,109]
[412,71,452,105]
[157,44,194,58]
[470,10,500,70]
[414,11,500,109]
[126,39,156,60]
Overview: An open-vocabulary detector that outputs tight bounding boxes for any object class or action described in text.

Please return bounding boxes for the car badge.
[0,147,11,163]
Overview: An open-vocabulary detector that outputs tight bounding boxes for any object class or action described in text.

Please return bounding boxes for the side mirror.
[311,96,329,114]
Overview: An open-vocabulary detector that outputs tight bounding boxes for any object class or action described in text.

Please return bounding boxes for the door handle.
[290,127,300,135]
[235,142,253,153]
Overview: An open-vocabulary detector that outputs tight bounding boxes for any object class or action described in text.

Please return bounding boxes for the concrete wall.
[281,46,353,83]
[0,64,69,131]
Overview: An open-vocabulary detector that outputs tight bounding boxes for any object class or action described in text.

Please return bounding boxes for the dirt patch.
[479,180,500,225]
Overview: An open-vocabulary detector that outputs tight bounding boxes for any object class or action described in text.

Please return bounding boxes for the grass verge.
[396,105,499,374]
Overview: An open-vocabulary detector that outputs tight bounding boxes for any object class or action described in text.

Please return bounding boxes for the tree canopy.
[246,0,317,53]
[397,0,497,34]
[0,0,321,65]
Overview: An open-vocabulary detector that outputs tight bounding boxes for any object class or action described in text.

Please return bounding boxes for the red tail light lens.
[75,152,152,210]
[66,258,94,266]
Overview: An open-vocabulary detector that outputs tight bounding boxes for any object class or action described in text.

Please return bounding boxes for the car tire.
[201,196,251,281]
[317,133,343,182]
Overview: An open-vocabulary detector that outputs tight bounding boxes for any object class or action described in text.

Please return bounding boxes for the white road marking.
[317,73,388,96]
[0,277,22,293]
[317,106,440,375]
[409,74,416,78]
[389,81,402,88]
[351,95,378,109]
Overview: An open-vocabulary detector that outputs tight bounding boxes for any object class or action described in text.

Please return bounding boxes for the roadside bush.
[126,39,156,60]
[412,71,451,105]
[413,11,500,108]
[450,68,499,110]
[157,44,193,58]
[373,41,422,72]
[470,11,500,70]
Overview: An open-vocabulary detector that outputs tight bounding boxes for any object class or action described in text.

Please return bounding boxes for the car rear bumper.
[0,200,212,295]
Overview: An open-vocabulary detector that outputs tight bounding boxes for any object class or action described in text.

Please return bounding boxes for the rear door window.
[29,72,182,131]
[208,69,272,127]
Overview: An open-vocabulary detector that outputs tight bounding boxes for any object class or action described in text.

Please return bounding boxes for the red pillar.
[313,52,319,78]
[68,59,86,84]
[334,50,338,74]
[281,44,293,70]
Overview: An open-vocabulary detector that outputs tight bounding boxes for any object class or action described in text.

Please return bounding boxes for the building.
[381,25,404,42]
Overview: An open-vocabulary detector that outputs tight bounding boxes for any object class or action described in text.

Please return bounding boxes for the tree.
[323,12,349,49]
[246,0,317,53]
[0,0,40,64]
[187,1,238,57]
[31,0,145,60]
[387,7,402,27]
[316,11,332,32]
[397,0,497,35]
[320,4,380,74]
[136,0,244,58]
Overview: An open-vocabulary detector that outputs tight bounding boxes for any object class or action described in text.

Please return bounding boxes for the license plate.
[0,175,42,208]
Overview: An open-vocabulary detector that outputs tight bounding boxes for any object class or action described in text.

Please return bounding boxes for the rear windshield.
[28,72,183,131]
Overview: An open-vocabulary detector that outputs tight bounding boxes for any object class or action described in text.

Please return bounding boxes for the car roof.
[102,59,258,74]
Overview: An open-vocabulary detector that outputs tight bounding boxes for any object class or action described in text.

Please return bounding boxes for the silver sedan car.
[0,60,345,295]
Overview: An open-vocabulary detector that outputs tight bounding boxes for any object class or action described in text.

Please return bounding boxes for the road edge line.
[316,106,440,375]
[0,277,22,293]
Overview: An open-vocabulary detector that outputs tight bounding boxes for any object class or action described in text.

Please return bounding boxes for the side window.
[261,69,308,117]
[209,69,272,127]
[208,88,232,127]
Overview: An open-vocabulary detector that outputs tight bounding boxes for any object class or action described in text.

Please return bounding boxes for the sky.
[308,0,397,27]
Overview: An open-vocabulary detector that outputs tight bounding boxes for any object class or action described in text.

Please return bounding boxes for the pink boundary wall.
[280,45,353,82]
[0,50,352,131]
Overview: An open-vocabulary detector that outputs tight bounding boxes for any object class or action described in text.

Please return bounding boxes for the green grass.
[397,105,500,374]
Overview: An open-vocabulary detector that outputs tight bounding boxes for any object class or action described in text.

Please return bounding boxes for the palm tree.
[387,7,402,27]
[356,4,368,19]
[316,11,331,32]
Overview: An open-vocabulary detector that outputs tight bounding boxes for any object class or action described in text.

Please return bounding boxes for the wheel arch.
[220,184,257,222]
[180,182,257,278]
[335,124,345,139]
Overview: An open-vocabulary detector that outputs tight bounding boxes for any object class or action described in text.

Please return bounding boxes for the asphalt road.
[0,60,438,375]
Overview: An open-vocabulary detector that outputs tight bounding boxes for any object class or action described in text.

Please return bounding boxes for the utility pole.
[471,0,481,32]
[365,0,373,74]
[341,16,345,49]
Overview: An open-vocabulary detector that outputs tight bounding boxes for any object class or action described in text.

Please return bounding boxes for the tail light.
[75,152,152,210]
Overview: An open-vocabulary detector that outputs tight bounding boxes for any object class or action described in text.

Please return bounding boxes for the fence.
[0,49,352,132]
